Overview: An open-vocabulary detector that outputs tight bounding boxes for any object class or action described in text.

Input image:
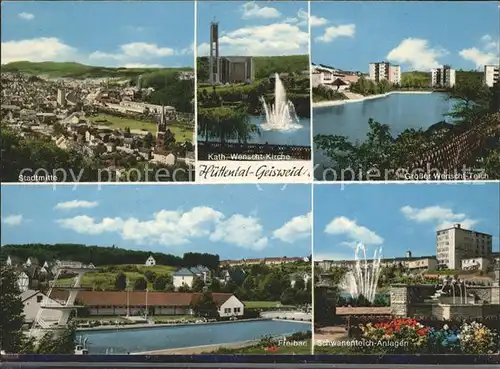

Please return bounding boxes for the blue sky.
[1,184,312,260]
[311,1,499,72]
[1,1,194,67]
[197,1,309,57]
[314,183,500,261]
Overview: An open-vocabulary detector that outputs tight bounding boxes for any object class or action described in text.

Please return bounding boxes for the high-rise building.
[368,62,401,84]
[436,223,493,270]
[431,65,456,88]
[209,21,220,85]
[57,89,66,107]
[484,65,500,87]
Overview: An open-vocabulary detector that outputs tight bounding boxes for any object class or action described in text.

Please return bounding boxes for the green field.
[57,264,176,290]
[90,114,193,142]
[1,61,192,79]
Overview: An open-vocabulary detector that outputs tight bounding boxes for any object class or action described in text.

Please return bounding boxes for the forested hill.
[0,244,220,270]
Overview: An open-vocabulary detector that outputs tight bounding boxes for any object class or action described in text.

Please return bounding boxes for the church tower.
[156,105,167,150]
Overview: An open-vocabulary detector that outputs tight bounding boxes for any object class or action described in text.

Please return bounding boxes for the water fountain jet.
[340,243,383,303]
[260,73,302,132]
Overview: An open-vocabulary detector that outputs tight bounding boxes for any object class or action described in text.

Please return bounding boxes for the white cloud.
[57,207,271,250]
[401,205,478,231]
[315,24,355,43]
[122,63,162,68]
[2,215,24,226]
[273,212,311,243]
[18,12,34,21]
[324,216,384,245]
[197,23,308,57]
[1,37,77,65]
[309,15,328,27]
[1,37,182,67]
[459,34,499,68]
[210,214,268,250]
[387,38,448,71]
[241,2,281,19]
[89,42,175,62]
[54,200,99,210]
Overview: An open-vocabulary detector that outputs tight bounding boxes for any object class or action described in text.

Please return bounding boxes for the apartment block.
[368,62,401,84]
[436,223,493,270]
[484,65,500,87]
[431,65,456,88]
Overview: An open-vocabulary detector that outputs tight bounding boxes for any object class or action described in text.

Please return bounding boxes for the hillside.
[197,54,309,82]
[0,243,219,270]
[0,61,193,79]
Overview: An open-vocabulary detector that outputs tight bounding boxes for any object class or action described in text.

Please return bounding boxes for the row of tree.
[1,244,220,270]
[108,263,312,306]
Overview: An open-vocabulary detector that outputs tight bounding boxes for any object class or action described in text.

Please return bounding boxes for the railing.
[198,141,311,160]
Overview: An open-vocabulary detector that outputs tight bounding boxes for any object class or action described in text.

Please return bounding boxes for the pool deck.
[130,340,259,355]
[77,317,289,332]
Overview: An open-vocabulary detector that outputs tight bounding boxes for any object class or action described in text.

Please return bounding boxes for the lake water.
[198,116,311,146]
[78,320,311,354]
[313,92,455,168]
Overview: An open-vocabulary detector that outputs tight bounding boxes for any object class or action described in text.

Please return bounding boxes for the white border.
[2,180,499,186]
[308,0,315,355]
[193,0,199,165]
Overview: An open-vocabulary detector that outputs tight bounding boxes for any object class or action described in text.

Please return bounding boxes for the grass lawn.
[57,271,144,289]
[74,316,127,321]
[90,114,193,142]
[206,340,312,354]
[243,301,295,309]
[56,264,176,290]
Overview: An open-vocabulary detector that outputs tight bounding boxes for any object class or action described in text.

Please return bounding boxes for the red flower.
[265,346,279,352]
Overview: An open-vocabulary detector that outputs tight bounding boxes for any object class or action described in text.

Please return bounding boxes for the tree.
[133,277,147,291]
[0,266,25,352]
[191,276,205,292]
[178,284,191,292]
[191,292,218,318]
[152,275,172,291]
[280,288,296,306]
[115,272,127,291]
[144,270,156,283]
[35,324,76,354]
[294,278,306,290]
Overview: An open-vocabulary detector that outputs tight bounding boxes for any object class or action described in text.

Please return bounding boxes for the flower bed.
[355,319,499,354]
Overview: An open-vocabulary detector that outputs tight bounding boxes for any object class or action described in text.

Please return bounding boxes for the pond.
[313,92,456,168]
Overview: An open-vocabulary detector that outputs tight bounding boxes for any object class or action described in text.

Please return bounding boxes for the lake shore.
[313,90,434,108]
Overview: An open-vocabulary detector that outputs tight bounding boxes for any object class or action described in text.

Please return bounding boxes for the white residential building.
[368,62,401,84]
[17,272,29,292]
[431,65,456,87]
[408,258,438,271]
[145,255,156,267]
[173,266,210,289]
[436,223,493,270]
[218,295,245,318]
[21,290,63,324]
[484,65,499,87]
[461,257,490,272]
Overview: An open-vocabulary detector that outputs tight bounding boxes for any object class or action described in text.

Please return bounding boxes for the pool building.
[49,290,245,318]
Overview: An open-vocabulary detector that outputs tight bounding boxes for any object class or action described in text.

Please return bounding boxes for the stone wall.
[390,285,409,317]
[389,284,500,320]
